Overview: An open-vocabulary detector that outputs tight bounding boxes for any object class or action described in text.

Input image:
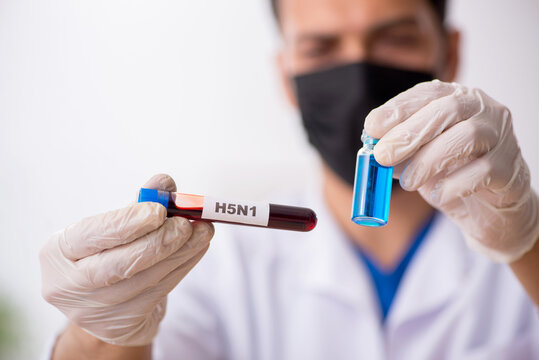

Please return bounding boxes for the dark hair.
[270,0,447,25]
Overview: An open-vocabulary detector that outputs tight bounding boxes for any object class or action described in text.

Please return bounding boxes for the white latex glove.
[365,80,539,263]
[39,174,213,346]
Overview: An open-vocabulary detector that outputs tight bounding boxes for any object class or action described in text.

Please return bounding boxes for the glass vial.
[351,130,393,227]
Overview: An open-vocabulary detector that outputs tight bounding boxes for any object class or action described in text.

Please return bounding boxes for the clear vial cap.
[361,129,379,146]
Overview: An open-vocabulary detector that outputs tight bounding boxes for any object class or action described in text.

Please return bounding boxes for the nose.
[339,33,369,64]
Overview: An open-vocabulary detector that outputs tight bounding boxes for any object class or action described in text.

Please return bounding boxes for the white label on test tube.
[201,196,270,226]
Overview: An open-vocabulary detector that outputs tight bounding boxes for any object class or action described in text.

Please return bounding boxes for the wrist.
[510,237,539,306]
[52,323,151,360]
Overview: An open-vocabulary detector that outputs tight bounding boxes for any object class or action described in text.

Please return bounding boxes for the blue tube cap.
[138,188,170,208]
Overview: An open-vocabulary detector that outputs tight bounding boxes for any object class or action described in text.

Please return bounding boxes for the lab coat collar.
[386,212,473,328]
[301,180,474,325]
[300,183,380,314]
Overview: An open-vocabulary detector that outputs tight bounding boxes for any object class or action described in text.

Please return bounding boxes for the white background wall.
[0,0,538,358]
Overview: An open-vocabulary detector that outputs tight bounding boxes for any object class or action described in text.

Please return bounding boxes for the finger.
[416,172,464,213]
[72,220,214,305]
[78,246,209,344]
[392,162,407,179]
[373,88,481,166]
[423,152,518,208]
[178,221,214,250]
[75,217,194,288]
[143,174,177,192]
[399,117,499,191]
[140,245,209,302]
[426,160,491,208]
[59,202,167,261]
[365,80,458,138]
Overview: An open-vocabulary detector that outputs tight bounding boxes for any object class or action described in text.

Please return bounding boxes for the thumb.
[143,174,177,192]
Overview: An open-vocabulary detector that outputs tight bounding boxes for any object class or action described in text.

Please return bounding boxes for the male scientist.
[40,0,539,358]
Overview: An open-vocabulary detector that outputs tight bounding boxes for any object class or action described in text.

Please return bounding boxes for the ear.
[276,52,299,108]
[439,29,460,82]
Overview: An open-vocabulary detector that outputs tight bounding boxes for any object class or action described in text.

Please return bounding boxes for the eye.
[379,33,421,48]
[299,38,338,58]
[375,31,423,50]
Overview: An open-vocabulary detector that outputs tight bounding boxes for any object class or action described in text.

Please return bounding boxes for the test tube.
[351,130,393,227]
[138,188,317,232]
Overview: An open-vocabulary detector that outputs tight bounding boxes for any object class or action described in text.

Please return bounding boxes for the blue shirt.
[356,212,436,322]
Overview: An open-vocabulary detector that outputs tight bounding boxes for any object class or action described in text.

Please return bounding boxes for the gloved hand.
[39,174,214,346]
[365,80,539,263]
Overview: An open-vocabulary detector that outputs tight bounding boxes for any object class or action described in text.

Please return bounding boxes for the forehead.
[279,0,432,34]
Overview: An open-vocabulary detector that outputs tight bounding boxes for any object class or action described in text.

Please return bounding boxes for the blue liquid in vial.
[351,154,393,227]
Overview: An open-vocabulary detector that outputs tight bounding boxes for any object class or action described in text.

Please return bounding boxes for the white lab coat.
[153,186,539,360]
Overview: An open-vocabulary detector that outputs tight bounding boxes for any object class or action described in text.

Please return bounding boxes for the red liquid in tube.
[138,188,317,232]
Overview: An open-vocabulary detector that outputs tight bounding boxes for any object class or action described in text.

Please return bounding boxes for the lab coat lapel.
[387,214,473,329]
[301,190,378,315]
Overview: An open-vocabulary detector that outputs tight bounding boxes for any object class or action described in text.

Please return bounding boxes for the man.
[41,0,539,359]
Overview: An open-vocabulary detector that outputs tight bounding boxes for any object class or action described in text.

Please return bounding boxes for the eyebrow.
[367,16,420,35]
[294,16,421,44]
[295,33,338,45]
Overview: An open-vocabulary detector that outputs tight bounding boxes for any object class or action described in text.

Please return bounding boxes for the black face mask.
[294,62,434,185]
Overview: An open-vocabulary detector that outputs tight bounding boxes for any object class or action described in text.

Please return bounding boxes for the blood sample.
[138,188,317,232]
